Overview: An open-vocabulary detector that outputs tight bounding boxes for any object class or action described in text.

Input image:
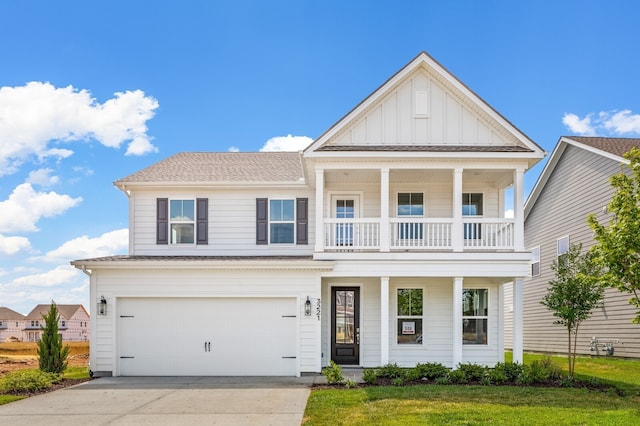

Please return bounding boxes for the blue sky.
[1,1,640,315]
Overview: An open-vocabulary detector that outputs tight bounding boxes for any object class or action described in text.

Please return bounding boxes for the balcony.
[322,217,515,252]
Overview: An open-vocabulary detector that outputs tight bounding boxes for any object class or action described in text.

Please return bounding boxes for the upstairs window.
[557,236,569,258]
[463,193,483,239]
[397,193,424,240]
[170,199,195,244]
[462,289,488,345]
[270,199,295,244]
[531,246,541,277]
[397,288,423,344]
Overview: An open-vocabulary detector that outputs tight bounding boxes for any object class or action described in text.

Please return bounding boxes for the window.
[531,246,541,277]
[463,193,483,239]
[397,288,423,344]
[398,193,424,239]
[61,321,66,327]
[557,236,569,258]
[462,289,488,345]
[170,199,195,244]
[270,199,295,244]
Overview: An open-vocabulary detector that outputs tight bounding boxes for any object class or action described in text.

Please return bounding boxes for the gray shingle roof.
[316,145,532,152]
[115,152,306,184]
[0,307,25,320]
[72,255,314,263]
[24,304,86,321]
[566,136,640,159]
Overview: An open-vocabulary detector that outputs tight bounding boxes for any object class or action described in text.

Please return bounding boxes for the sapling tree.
[541,243,605,378]
[588,147,640,324]
[37,301,70,374]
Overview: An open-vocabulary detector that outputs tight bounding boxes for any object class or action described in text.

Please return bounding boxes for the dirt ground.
[0,342,89,376]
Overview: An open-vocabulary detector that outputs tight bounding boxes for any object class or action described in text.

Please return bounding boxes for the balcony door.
[331,195,359,246]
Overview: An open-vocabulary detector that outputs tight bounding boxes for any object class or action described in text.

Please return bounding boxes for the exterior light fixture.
[305,296,312,316]
[97,296,107,316]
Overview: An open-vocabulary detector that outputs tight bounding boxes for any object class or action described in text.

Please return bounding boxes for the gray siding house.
[521,136,639,358]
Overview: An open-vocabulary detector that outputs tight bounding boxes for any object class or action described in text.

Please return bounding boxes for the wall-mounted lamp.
[97,296,107,316]
[304,296,312,317]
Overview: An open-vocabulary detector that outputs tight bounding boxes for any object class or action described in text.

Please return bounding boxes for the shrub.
[392,377,405,386]
[434,375,450,385]
[344,378,357,388]
[37,302,70,374]
[362,368,378,384]
[448,369,467,384]
[0,370,61,394]
[456,363,487,382]
[322,360,345,385]
[518,357,562,385]
[490,362,524,384]
[376,363,405,379]
[414,362,450,381]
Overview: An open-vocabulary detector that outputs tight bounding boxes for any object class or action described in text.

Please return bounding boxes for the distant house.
[72,51,545,377]
[0,307,25,342]
[517,136,640,358]
[23,304,90,342]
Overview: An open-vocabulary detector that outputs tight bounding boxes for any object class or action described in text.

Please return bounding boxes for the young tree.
[587,147,640,324]
[37,301,70,374]
[540,243,605,378]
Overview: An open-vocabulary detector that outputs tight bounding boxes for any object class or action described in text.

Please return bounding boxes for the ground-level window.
[170,199,195,244]
[397,288,423,344]
[462,289,488,345]
[270,199,295,244]
[557,236,569,258]
[531,246,541,277]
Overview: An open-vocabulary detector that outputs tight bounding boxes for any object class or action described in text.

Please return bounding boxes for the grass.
[0,341,89,357]
[304,354,640,425]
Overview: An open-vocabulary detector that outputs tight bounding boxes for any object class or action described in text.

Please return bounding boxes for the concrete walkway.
[0,375,333,426]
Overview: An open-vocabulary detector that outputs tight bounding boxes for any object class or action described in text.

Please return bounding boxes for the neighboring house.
[518,136,639,358]
[23,304,90,342]
[0,307,25,342]
[72,51,545,377]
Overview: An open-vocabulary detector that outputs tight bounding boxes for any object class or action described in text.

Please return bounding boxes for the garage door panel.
[117,298,297,376]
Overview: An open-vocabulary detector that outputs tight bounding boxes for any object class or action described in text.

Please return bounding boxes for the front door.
[331,287,360,365]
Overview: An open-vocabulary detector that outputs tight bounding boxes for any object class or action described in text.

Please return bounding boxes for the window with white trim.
[557,236,569,258]
[531,246,541,277]
[170,199,195,244]
[269,199,295,244]
[397,288,423,344]
[462,193,483,239]
[462,288,488,345]
[397,192,424,239]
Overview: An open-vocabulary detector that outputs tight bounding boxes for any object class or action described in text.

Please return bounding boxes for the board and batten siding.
[129,188,315,256]
[90,268,321,376]
[328,68,512,147]
[523,144,639,358]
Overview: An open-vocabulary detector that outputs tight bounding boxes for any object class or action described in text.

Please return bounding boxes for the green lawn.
[304,354,640,425]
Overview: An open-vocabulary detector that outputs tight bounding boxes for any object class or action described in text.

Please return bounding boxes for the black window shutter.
[157,198,168,245]
[256,198,268,245]
[196,198,208,245]
[296,198,308,245]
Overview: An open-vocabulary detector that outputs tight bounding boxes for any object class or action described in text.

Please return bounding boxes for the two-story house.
[24,304,90,342]
[72,52,545,377]
[0,307,25,342]
[520,136,639,358]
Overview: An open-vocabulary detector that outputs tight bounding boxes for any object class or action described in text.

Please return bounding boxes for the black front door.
[331,287,360,365]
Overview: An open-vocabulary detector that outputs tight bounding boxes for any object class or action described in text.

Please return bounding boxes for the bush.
[322,360,345,385]
[392,377,405,386]
[490,362,524,384]
[456,363,488,382]
[376,363,405,379]
[362,368,378,385]
[414,362,450,381]
[448,369,467,384]
[518,357,562,385]
[0,370,61,394]
[37,302,70,374]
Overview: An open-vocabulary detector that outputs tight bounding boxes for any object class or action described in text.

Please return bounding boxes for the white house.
[72,52,545,377]
[23,304,90,342]
[0,307,25,342]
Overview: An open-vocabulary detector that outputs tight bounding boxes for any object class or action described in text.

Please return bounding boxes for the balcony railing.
[323,217,514,251]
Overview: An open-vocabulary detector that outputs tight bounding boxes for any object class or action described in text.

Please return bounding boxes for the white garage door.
[117,298,298,376]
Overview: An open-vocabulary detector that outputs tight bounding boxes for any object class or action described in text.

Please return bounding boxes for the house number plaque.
[316,298,321,321]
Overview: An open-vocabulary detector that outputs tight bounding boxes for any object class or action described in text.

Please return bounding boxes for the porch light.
[305,297,312,316]
[97,296,107,316]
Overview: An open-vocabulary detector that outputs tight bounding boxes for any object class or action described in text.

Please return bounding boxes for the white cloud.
[260,135,313,152]
[43,228,128,262]
[562,113,595,135]
[0,183,82,233]
[0,82,159,176]
[505,209,514,219]
[26,168,59,187]
[0,234,31,255]
[10,264,80,287]
[563,109,640,136]
[227,146,240,152]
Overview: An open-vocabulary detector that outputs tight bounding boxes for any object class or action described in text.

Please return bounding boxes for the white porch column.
[514,168,525,251]
[315,169,325,253]
[512,278,524,364]
[380,276,390,365]
[380,167,390,252]
[453,277,463,367]
[452,168,463,252]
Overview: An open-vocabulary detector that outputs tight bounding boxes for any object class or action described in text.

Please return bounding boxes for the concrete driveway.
[0,376,319,425]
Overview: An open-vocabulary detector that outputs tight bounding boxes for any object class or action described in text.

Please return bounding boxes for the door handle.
[204,341,212,352]
[356,328,360,345]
